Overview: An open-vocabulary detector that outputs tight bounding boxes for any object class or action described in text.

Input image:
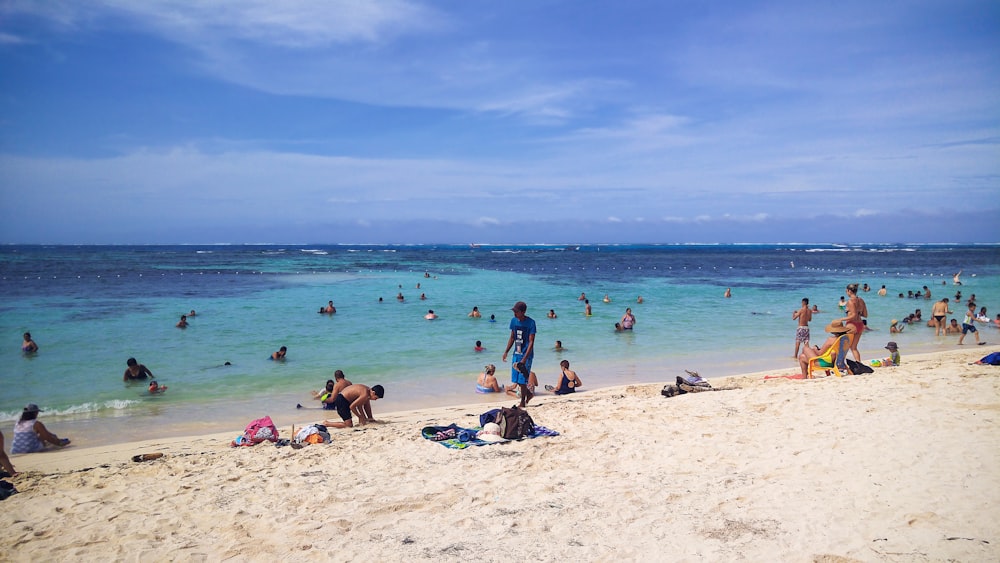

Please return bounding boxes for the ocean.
[2,243,998,447]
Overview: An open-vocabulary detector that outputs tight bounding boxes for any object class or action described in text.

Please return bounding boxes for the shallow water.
[2,244,998,447]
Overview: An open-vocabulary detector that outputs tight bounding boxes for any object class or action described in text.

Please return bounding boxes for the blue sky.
[1,1,998,244]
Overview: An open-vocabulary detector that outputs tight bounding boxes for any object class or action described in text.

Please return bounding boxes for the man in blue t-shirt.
[502,301,537,407]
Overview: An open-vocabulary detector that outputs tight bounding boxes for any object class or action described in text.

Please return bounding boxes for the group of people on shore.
[793,279,993,377]
[471,300,584,407]
[308,370,385,428]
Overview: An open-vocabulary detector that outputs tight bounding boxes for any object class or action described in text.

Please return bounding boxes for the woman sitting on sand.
[545,359,582,395]
[476,364,502,393]
[11,403,70,454]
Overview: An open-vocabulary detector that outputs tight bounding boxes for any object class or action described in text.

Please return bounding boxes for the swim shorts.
[795,326,810,343]
[333,393,352,421]
[962,323,977,334]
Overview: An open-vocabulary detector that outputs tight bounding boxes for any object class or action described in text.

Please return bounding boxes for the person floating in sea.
[176,315,188,328]
[547,309,557,319]
[475,340,485,352]
[21,332,38,354]
[554,340,564,351]
[724,288,732,298]
[469,306,482,318]
[148,380,167,394]
[324,301,336,314]
[124,357,154,382]
[321,384,384,428]
[425,310,437,320]
[602,294,611,303]
[271,346,287,361]
[578,292,587,301]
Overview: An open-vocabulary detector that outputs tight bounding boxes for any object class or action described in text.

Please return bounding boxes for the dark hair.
[372,384,385,398]
[127,357,137,367]
[802,298,809,305]
[325,380,335,391]
[20,410,38,423]
[334,370,345,379]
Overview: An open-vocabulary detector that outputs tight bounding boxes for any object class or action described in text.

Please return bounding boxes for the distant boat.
[565,246,580,251]
[469,244,481,249]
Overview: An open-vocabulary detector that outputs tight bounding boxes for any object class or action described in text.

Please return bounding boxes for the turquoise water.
[2,244,998,447]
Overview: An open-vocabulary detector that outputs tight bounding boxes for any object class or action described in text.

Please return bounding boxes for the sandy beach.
[3,347,998,562]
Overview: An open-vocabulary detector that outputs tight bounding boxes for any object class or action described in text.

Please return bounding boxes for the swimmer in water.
[547,309,557,319]
[148,380,167,394]
[176,315,188,328]
[271,346,287,360]
[22,332,38,353]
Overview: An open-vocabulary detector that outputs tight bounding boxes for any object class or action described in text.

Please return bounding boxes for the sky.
[0,1,998,244]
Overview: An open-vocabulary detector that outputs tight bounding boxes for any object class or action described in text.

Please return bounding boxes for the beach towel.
[421,424,560,449]
[979,351,1000,365]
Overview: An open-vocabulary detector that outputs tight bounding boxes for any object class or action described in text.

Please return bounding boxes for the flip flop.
[59,438,71,446]
[132,452,163,462]
[544,385,555,391]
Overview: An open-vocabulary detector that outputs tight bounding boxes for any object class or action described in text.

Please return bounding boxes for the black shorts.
[333,394,352,421]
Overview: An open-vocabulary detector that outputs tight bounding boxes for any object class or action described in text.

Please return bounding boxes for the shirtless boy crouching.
[322,384,385,428]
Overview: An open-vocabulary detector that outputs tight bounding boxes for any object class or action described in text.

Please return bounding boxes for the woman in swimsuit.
[546,360,582,395]
[476,364,501,393]
[21,332,38,353]
[837,283,867,362]
[620,308,636,330]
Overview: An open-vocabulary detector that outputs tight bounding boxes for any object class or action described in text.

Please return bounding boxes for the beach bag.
[479,408,501,428]
[495,406,535,440]
[0,480,16,501]
[845,359,874,375]
[979,352,1000,366]
[241,416,279,445]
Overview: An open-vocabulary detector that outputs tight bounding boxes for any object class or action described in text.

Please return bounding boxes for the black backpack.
[495,406,535,440]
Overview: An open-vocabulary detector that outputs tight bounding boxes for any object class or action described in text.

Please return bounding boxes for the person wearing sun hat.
[890,319,904,334]
[796,322,851,377]
[502,301,536,407]
[11,404,71,454]
[476,422,509,443]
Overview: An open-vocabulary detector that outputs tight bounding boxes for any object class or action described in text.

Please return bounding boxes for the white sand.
[3,347,999,562]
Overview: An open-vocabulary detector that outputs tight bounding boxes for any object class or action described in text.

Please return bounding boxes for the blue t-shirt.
[508,316,537,358]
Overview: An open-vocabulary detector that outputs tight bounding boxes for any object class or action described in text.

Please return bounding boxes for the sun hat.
[825,322,850,335]
[511,301,527,313]
[23,403,42,413]
[890,319,898,325]
[885,341,898,350]
[476,422,509,443]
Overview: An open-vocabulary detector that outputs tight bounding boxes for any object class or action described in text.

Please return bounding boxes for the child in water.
[148,381,167,393]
